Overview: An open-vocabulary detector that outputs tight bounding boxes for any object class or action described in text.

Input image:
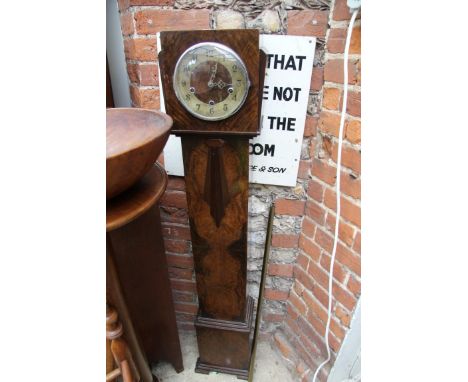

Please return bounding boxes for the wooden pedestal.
[107,164,184,380]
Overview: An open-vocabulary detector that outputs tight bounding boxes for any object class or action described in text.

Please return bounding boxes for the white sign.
[159,34,316,187]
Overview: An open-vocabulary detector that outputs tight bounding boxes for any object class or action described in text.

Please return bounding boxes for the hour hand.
[207,63,218,87]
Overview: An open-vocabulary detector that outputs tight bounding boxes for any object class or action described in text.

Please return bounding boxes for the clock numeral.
[232,93,237,101]
[181,80,187,87]
[209,107,214,115]
[232,64,237,72]
[223,104,228,111]
[237,79,242,85]
[196,104,200,111]
[185,94,191,101]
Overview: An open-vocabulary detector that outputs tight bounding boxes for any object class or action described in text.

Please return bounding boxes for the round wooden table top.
[107,163,168,232]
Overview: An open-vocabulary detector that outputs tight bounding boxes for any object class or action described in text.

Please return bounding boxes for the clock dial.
[173,42,250,121]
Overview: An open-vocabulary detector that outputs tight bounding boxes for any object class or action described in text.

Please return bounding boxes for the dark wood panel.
[108,203,184,373]
[181,136,249,321]
[159,29,261,136]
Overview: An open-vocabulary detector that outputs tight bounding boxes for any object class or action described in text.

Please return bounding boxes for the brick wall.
[116,0,360,379]
[275,1,361,380]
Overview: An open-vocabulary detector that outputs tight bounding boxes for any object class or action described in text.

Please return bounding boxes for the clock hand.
[207,62,218,88]
[213,79,233,89]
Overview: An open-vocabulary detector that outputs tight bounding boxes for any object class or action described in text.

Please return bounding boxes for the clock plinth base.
[194,296,254,380]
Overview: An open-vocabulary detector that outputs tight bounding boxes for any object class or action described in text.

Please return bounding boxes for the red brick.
[173,291,194,303]
[294,266,314,291]
[160,205,189,224]
[162,223,191,240]
[139,63,159,86]
[272,233,299,248]
[275,199,305,216]
[135,10,210,34]
[323,87,342,110]
[302,290,327,322]
[296,252,310,271]
[342,91,360,117]
[325,212,356,246]
[308,309,326,336]
[299,234,321,262]
[330,318,346,341]
[319,253,347,284]
[327,26,361,54]
[296,316,328,358]
[324,188,361,228]
[329,333,343,354]
[301,217,317,238]
[303,116,318,137]
[167,177,185,191]
[318,110,341,137]
[118,0,129,12]
[124,38,157,61]
[332,281,356,310]
[126,63,139,84]
[315,227,334,253]
[347,275,361,296]
[161,190,188,209]
[335,305,351,327]
[174,302,198,314]
[287,10,329,38]
[324,59,360,85]
[327,28,346,53]
[312,283,331,309]
[337,251,359,277]
[265,288,289,301]
[130,0,174,5]
[308,261,333,292]
[130,85,160,109]
[120,11,134,36]
[289,291,307,315]
[297,160,311,179]
[287,302,300,320]
[170,279,196,292]
[164,239,189,254]
[340,171,360,199]
[305,200,326,224]
[311,159,336,185]
[268,263,294,278]
[346,119,361,144]
[310,66,324,91]
[333,0,361,21]
[274,332,293,358]
[168,267,193,280]
[166,254,193,268]
[307,179,324,202]
[353,231,361,254]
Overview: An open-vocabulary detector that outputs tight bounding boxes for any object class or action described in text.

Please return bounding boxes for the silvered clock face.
[173,42,250,121]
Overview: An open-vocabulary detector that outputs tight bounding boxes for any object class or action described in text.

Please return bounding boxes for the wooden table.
[107,164,183,382]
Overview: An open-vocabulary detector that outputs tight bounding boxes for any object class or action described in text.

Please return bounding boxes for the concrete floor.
[152,331,294,382]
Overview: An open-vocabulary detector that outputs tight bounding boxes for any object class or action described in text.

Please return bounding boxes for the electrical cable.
[312,8,359,382]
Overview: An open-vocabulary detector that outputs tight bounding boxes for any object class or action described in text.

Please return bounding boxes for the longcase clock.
[159,29,265,379]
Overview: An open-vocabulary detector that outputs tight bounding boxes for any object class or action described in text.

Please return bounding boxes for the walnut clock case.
[159,30,266,379]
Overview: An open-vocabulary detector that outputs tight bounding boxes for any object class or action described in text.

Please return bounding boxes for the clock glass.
[173,42,250,121]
